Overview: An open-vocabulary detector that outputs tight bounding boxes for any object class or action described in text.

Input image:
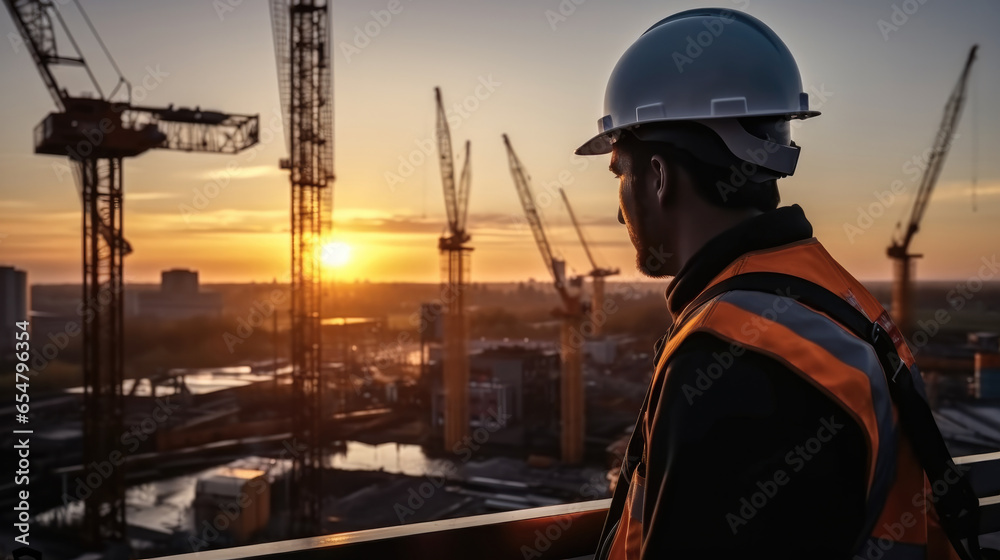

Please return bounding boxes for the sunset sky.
[0,0,998,286]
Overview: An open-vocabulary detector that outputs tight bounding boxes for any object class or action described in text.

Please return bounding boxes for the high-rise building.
[161,268,200,296]
[0,266,28,361]
[133,269,222,320]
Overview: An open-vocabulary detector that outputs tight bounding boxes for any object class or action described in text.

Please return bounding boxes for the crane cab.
[34,97,166,159]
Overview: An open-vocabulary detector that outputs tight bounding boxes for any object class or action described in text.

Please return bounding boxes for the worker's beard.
[621,173,673,278]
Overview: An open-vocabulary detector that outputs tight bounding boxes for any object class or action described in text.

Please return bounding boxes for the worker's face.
[611,146,677,277]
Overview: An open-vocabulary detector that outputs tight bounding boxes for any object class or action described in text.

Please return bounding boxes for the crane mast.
[559,188,619,337]
[888,45,977,338]
[271,0,334,536]
[435,87,472,450]
[503,134,585,464]
[3,0,259,549]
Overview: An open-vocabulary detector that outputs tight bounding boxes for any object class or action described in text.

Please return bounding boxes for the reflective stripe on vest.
[710,240,929,550]
[605,238,931,560]
[714,288,899,532]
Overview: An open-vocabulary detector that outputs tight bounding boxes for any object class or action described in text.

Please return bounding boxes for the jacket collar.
[664,204,814,321]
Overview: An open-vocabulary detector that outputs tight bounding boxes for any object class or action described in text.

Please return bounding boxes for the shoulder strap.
[596,333,675,560]
[686,272,982,560]
[595,380,652,560]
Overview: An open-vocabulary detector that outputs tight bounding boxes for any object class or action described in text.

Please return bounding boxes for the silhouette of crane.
[3,0,259,548]
[559,188,619,337]
[503,134,586,464]
[888,45,977,338]
[434,87,473,450]
[270,0,334,536]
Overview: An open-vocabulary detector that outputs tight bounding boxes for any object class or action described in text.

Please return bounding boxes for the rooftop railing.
[150,451,1000,560]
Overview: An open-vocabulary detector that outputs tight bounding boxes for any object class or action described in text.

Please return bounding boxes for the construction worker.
[575,8,983,560]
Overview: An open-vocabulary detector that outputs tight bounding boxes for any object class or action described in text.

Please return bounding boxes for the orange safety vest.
[606,238,958,560]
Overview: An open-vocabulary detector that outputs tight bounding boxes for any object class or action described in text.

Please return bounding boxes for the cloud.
[338,216,444,235]
[333,212,547,236]
[932,180,1000,202]
[0,200,35,209]
[196,165,283,181]
[126,192,177,201]
[125,208,288,234]
[106,206,627,244]
[5,211,77,224]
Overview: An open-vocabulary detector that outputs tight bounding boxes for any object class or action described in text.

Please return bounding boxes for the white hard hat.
[576,8,819,177]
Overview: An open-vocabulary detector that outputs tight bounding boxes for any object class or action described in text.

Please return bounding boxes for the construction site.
[0,1,998,559]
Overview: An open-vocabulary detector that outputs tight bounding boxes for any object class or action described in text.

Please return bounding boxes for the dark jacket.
[619,205,868,558]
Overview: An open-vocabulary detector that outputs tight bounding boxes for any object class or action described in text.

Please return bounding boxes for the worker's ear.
[650,154,671,208]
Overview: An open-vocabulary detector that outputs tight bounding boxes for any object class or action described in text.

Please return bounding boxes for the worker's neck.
[675,205,763,269]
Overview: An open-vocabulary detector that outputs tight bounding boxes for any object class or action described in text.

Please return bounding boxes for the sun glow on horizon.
[321,241,352,269]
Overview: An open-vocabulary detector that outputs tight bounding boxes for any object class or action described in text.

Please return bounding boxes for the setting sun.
[321,241,352,269]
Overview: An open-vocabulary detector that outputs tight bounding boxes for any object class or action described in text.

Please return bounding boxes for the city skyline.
[1,0,999,285]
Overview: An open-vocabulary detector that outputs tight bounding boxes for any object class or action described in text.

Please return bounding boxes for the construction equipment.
[559,188,619,337]
[3,0,259,548]
[435,87,473,450]
[888,45,977,339]
[503,134,586,464]
[270,0,334,536]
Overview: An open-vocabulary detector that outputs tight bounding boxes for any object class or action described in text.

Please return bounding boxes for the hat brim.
[573,110,821,157]
[574,132,615,156]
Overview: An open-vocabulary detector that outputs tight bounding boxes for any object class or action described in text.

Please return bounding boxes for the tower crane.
[3,0,259,548]
[270,0,334,537]
[503,134,586,464]
[888,45,977,339]
[435,87,473,450]
[559,188,619,337]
